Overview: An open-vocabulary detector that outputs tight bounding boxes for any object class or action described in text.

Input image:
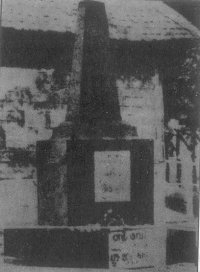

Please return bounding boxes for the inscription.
[94,151,131,202]
[109,229,153,269]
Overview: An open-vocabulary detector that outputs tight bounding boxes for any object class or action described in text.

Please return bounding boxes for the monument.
[3,1,197,270]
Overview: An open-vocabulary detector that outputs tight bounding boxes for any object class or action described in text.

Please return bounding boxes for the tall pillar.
[153,72,166,226]
[79,1,121,126]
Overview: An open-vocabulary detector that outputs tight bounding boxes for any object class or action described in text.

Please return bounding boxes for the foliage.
[166,44,200,131]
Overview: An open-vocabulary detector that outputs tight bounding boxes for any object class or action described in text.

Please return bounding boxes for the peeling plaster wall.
[0,179,37,226]
[117,75,163,140]
[117,77,156,138]
[0,67,68,148]
[0,67,68,227]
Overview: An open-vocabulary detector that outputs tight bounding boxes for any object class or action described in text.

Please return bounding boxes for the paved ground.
[0,256,154,272]
[0,257,198,272]
[0,261,153,272]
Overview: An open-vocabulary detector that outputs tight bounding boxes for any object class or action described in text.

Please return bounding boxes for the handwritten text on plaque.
[94,150,131,202]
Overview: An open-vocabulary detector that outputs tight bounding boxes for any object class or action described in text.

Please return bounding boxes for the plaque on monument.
[109,228,153,269]
[94,151,131,202]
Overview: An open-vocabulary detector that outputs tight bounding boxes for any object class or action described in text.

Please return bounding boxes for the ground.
[0,257,197,272]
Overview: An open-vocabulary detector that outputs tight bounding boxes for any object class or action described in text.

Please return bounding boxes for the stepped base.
[4,227,109,268]
[4,225,155,269]
[3,225,197,269]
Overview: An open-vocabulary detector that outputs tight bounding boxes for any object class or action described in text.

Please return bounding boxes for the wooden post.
[153,71,165,163]
[153,71,166,226]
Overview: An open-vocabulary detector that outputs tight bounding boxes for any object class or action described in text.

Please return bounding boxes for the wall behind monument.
[0,67,67,226]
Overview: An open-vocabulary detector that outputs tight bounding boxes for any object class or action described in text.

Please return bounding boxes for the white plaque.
[109,229,153,269]
[94,150,131,202]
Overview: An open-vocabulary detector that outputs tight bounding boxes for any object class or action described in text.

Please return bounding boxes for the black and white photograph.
[0,0,199,271]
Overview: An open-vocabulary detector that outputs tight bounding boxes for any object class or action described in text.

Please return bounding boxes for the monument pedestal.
[4,138,157,269]
[37,138,154,227]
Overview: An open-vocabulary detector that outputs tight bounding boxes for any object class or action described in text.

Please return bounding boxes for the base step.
[4,227,109,268]
[3,226,197,269]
